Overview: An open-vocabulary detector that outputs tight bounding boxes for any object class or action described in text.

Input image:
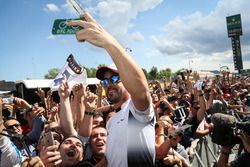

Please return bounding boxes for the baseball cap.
[96,64,118,80]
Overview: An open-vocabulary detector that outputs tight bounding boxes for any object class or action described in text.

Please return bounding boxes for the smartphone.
[2,97,14,104]
[44,131,54,147]
[52,18,85,35]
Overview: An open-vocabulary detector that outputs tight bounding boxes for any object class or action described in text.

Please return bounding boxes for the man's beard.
[107,88,122,104]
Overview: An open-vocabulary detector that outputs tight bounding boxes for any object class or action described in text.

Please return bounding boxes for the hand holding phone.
[52,18,85,35]
[43,131,54,147]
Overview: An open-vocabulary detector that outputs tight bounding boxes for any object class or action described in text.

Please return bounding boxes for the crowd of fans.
[1,68,250,167]
[1,12,250,167]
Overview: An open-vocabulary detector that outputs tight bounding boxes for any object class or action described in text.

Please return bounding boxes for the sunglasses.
[101,75,120,88]
[6,123,21,130]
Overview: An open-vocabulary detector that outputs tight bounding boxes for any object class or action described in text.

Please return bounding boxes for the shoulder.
[128,100,155,123]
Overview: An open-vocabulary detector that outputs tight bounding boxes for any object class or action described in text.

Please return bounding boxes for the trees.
[44,68,60,79]
[44,65,173,81]
[85,67,97,78]
[147,66,172,81]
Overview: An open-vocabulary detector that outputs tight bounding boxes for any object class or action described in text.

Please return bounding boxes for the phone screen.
[2,97,14,104]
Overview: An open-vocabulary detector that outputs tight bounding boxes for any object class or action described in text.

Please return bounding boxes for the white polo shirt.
[105,99,155,167]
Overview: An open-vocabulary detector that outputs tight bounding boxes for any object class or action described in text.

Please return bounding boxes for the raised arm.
[196,90,207,122]
[77,85,96,137]
[58,77,77,136]
[0,99,25,166]
[67,12,150,111]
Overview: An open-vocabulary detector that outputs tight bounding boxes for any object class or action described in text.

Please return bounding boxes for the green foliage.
[44,65,174,81]
[44,68,60,79]
[85,67,97,78]
[148,66,158,80]
[158,68,172,80]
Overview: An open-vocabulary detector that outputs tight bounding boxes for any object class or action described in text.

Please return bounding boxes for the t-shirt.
[105,99,155,167]
[0,136,24,167]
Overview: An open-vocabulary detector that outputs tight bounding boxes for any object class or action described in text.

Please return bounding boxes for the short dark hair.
[59,135,83,148]
[3,117,19,126]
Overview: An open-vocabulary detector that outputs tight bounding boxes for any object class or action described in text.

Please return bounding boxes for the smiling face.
[151,93,159,103]
[90,127,107,158]
[4,119,23,135]
[103,70,126,104]
[59,137,84,166]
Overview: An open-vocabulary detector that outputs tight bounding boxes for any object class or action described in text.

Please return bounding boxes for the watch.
[85,110,96,116]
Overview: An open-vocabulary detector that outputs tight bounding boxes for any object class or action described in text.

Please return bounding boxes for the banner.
[50,54,87,91]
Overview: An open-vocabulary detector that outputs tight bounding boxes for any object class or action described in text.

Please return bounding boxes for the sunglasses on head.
[6,123,21,130]
[101,75,120,88]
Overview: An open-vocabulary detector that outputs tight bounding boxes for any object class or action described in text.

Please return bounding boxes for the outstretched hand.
[58,76,71,100]
[21,156,45,167]
[83,86,97,111]
[238,131,250,153]
[67,12,117,48]
[35,88,46,100]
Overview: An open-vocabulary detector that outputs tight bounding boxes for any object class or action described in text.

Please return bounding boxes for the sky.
[0,0,250,81]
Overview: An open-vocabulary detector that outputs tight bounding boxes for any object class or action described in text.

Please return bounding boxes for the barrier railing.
[190,135,220,167]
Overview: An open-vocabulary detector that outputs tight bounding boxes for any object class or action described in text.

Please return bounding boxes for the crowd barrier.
[189,135,242,167]
[190,135,220,167]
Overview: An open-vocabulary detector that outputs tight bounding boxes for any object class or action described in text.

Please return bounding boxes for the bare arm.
[217,147,231,167]
[162,98,175,112]
[186,71,193,94]
[78,86,96,137]
[58,78,77,136]
[155,123,171,160]
[72,84,85,131]
[67,12,150,111]
[168,149,191,167]
[96,84,103,108]
[197,90,206,122]
[206,90,215,110]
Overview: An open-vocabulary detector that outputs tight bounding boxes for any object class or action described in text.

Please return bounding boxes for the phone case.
[44,131,54,147]
[52,18,85,35]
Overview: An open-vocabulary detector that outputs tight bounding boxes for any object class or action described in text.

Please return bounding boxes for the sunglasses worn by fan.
[101,75,120,88]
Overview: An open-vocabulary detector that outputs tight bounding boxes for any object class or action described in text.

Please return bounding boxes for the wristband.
[26,105,34,113]
[109,105,114,111]
[85,110,96,116]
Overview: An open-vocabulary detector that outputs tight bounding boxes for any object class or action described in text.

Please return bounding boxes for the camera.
[172,106,188,124]
[211,113,250,147]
